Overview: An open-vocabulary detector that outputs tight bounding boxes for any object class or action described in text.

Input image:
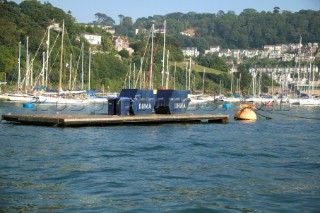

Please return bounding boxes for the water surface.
[1,102,319,212]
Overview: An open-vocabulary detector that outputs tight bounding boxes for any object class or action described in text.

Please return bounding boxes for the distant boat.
[36,94,89,104]
[225,94,241,103]
[299,95,320,105]
[189,94,208,104]
[0,93,37,102]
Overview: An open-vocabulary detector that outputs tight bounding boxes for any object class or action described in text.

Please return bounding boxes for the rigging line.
[146,33,162,85]
[255,110,272,119]
[63,27,76,58]
[33,30,60,87]
[47,47,61,84]
[29,30,48,81]
[258,108,320,120]
[72,49,82,90]
[9,63,19,86]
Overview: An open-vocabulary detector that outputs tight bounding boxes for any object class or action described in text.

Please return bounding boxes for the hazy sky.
[11,0,320,24]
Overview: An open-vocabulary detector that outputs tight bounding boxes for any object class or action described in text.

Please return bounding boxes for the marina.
[0,1,319,212]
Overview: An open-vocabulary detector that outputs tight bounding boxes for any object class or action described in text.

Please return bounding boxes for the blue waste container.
[119,89,155,115]
[155,90,190,114]
[116,97,131,116]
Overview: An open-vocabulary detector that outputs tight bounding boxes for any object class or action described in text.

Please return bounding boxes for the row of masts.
[124,20,195,91]
[16,20,92,94]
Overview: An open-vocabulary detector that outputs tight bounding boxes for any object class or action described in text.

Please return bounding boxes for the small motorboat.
[263,101,273,107]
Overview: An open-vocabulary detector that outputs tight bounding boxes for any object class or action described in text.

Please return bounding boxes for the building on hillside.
[246,49,259,58]
[182,47,199,57]
[218,49,231,57]
[83,24,115,34]
[269,50,282,59]
[204,46,220,55]
[259,49,269,59]
[281,53,295,62]
[180,28,196,37]
[102,26,115,34]
[82,34,102,45]
[263,45,275,51]
[230,49,241,59]
[112,36,134,55]
[290,43,301,52]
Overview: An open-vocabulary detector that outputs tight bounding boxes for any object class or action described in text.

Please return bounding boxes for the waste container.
[107,97,119,115]
[154,90,190,114]
[119,89,155,115]
[116,97,131,116]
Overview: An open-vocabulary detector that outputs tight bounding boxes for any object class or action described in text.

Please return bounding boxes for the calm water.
[0,102,319,212]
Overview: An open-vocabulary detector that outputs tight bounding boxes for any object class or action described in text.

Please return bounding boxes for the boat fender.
[23,103,35,108]
[223,103,231,109]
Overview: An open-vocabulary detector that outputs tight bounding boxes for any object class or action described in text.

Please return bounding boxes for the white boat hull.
[37,95,89,104]
[0,94,37,102]
[299,98,320,105]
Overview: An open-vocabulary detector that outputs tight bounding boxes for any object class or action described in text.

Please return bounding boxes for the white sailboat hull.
[37,95,89,104]
[0,93,37,102]
[299,98,320,105]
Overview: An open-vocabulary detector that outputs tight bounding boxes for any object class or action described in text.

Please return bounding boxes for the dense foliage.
[134,9,320,51]
[0,0,128,91]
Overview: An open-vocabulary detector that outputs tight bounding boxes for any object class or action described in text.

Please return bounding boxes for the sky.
[11,0,320,24]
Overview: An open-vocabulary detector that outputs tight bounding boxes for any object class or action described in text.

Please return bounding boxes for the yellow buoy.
[234,107,257,120]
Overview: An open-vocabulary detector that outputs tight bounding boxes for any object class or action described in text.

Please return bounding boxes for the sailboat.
[1,39,37,103]
[299,48,320,106]
[36,20,96,105]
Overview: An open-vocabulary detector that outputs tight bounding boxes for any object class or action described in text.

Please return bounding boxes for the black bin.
[107,97,119,115]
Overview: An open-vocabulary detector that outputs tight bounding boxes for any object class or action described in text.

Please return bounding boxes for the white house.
[269,50,282,59]
[82,34,101,45]
[182,47,199,57]
[218,49,231,57]
[204,46,220,55]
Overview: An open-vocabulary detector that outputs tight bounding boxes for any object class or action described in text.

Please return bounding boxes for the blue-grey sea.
[0,101,319,212]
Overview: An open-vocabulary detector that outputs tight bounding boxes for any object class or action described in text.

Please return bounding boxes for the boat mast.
[185,61,188,90]
[68,53,72,90]
[81,42,84,90]
[133,63,136,89]
[202,68,205,94]
[18,41,21,92]
[42,51,45,86]
[230,67,233,94]
[297,35,302,87]
[129,62,132,89]
[25,36,29,93]
[88,46,91,91]
[46,25,51,88]
[309,47,312,94]
[188,57,191,90]
[161,20,166,88]
[59,20,65,94]
[165,50,170,89]
[174,62,176,90]
[149,23,154,90]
